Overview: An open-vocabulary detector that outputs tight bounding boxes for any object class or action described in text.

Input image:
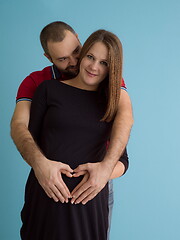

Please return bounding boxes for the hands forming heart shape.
[34,160,111,205]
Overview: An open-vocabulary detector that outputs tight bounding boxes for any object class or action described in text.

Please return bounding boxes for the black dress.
[20,80,113,240]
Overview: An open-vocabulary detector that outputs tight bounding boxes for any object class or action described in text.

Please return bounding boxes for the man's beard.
[63,66,79,79]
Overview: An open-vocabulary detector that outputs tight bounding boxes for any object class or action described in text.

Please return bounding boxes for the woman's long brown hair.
[78,30,123,122]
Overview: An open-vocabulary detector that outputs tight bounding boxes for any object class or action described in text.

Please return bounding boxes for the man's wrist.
[31,154,48,171]
[100,159,115,177]
[102,153,119,167]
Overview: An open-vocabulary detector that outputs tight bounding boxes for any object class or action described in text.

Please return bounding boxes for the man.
[11,22,133,205]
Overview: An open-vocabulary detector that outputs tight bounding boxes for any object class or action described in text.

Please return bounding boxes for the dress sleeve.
[28,81,48,143]
[119,148,129,174]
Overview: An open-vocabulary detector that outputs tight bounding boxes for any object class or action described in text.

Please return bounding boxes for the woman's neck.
[61,76,98,91]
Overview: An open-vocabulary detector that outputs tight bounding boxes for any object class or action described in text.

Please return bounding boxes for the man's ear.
[75,33,80,42]
[44,53,52,63]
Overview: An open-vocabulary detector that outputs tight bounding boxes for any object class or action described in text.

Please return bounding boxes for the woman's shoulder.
[36,79,60,90]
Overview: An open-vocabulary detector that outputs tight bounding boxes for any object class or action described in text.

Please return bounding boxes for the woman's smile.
[85,69,98,77]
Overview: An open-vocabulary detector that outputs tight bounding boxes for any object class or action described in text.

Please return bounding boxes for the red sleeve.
[121,78,126,89]
[16,75,38,102]
[16,67,52,102]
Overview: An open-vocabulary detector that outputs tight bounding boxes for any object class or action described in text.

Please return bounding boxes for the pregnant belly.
[62,174,84,193]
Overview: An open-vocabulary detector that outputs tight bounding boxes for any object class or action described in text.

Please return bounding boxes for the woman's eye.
[101,61,108,66]
[87,55,93,59]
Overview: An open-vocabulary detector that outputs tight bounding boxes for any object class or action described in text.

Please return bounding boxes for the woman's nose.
[90,61,98,70]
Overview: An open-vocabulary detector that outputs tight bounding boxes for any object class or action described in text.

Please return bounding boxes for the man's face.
[45,30,82,77]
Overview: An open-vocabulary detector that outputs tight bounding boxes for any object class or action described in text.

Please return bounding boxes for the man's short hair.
[40,21,76,54]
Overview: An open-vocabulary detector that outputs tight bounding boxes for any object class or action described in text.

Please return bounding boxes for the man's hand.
[71,162,112,205]
[11,101,73,203]
[33,159,73,203]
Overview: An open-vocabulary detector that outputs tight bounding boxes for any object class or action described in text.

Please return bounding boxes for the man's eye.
[59,57,67,62]
[74,47,80,54]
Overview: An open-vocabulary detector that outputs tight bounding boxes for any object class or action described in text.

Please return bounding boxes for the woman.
[21,29,123,240]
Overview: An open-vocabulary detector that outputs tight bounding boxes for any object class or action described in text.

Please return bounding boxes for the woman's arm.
[110,161,125,179]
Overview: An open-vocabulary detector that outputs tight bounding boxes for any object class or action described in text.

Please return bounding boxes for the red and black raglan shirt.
[16,65,129,172]
[16,65,127,102]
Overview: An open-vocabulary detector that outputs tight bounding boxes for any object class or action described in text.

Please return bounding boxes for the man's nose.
[69,56,78,66]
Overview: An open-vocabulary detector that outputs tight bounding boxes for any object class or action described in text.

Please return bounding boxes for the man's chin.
[66,70,78,78]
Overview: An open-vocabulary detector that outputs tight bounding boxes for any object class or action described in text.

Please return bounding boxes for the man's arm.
[101,89,133,170]
[71,89,133,204]
[11,101,73,203]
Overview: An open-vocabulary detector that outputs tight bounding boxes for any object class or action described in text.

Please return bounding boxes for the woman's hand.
[71,170,89,204]
[70,162,111,205]
[34,159,73,203]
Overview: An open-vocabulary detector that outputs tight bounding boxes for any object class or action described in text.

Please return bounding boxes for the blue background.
[1,0,180,239]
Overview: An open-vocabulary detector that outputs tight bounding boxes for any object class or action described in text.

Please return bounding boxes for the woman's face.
[79,42,109,90]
